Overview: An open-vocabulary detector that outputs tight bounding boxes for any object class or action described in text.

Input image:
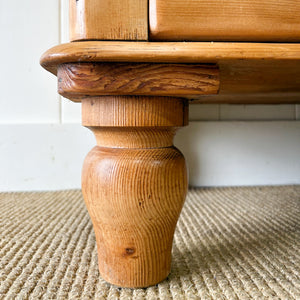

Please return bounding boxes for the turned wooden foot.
[42,58,217,287]
[81,96,188,287]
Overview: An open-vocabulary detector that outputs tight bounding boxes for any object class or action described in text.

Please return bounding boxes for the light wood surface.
[41,42,300,103]
[69,0,148,41]
[82,96,188,128]
[218,60,300,95]
[82,96,188,287]
[57,63,219,101]
[149,0,300,42]
[41,42,300,74]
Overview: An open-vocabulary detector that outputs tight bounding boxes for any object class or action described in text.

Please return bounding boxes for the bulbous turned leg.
[81,96,188,288]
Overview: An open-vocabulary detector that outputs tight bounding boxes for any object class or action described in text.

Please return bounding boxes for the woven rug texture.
[0,186,299,299]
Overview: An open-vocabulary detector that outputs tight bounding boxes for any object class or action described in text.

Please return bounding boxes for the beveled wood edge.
[40,42,300,75]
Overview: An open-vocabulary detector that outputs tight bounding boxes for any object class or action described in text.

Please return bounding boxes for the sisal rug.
[0,186,299,299]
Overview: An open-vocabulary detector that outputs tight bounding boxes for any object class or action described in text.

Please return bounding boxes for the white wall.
[0,0,299,191]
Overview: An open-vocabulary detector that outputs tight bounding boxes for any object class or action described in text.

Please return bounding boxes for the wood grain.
[149,0,300,41]
[58,63,219,100]
[82,96,188,287]
[69,0,148,41]
[219,60,300,95]
[82,96,188,128]
[40,42,300,74]
[40,42,300,103]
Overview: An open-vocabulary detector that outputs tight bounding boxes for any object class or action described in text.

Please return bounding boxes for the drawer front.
[149,0,300,41]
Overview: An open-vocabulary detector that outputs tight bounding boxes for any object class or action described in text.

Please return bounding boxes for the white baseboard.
[0,124,94,191]
[175,121,300,187]
[0,122,299,191]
